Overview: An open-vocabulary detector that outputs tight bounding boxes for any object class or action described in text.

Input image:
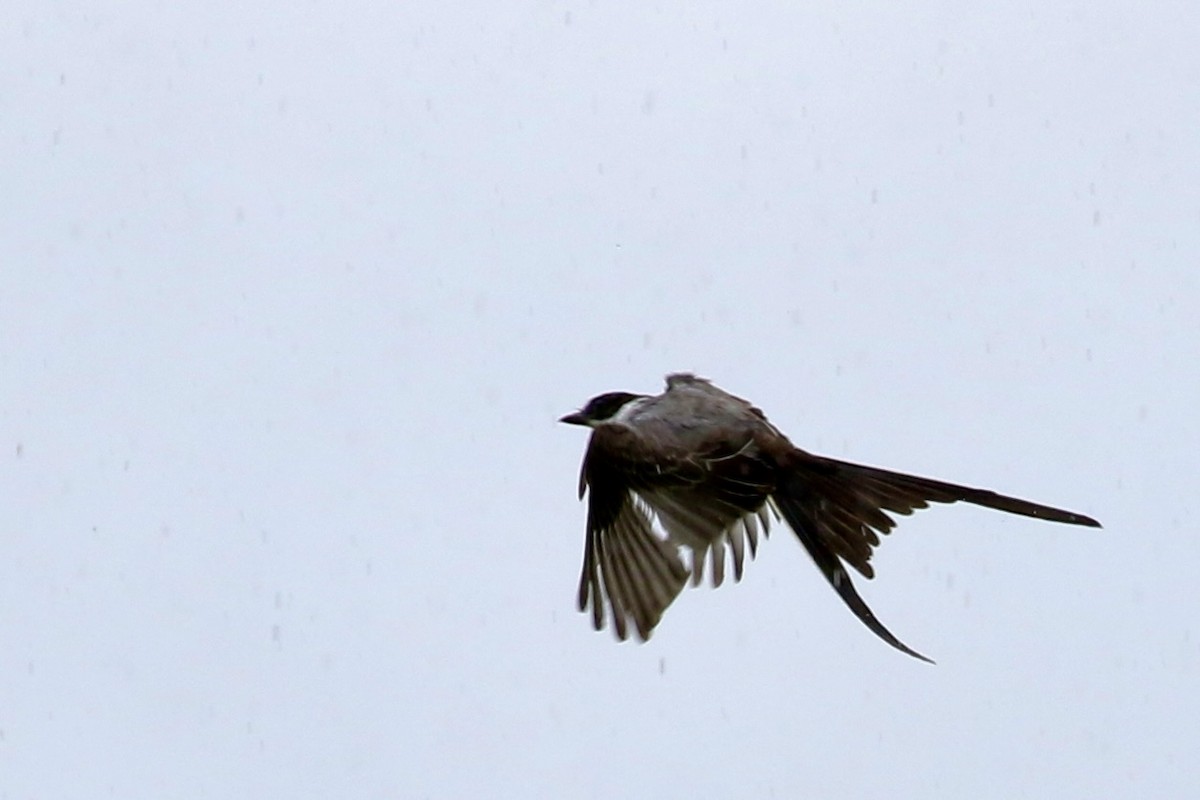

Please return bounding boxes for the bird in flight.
[560,373,1100,662]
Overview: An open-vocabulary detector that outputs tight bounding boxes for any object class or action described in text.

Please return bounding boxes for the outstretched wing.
[576,420,784,638]
[773,451,1101,662]
[633,433,778,587]
[576,428,689,641]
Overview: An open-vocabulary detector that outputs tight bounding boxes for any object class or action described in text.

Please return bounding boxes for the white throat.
[609,396,651,425]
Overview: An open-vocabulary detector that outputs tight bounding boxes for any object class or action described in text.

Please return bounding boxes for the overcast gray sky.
[3,2,1198,797]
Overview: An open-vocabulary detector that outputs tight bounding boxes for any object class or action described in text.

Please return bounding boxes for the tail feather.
[774,471,934,663]
[842,462,1102,528]
[774,452,1100,662]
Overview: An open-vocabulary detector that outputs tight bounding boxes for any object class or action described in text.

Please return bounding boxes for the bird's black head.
[559,391,643,427]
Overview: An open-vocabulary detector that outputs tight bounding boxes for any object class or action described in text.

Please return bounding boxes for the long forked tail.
[772,479,935,663]
[772,452,1101,662]
[836,460,1102,528]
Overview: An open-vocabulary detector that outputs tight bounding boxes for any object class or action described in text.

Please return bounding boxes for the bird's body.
[560,373,1100,662]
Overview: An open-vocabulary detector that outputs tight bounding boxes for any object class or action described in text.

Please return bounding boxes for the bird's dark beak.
[559,411,589,426]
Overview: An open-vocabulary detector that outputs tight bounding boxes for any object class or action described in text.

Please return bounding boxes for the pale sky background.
[3,2,1198,798]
